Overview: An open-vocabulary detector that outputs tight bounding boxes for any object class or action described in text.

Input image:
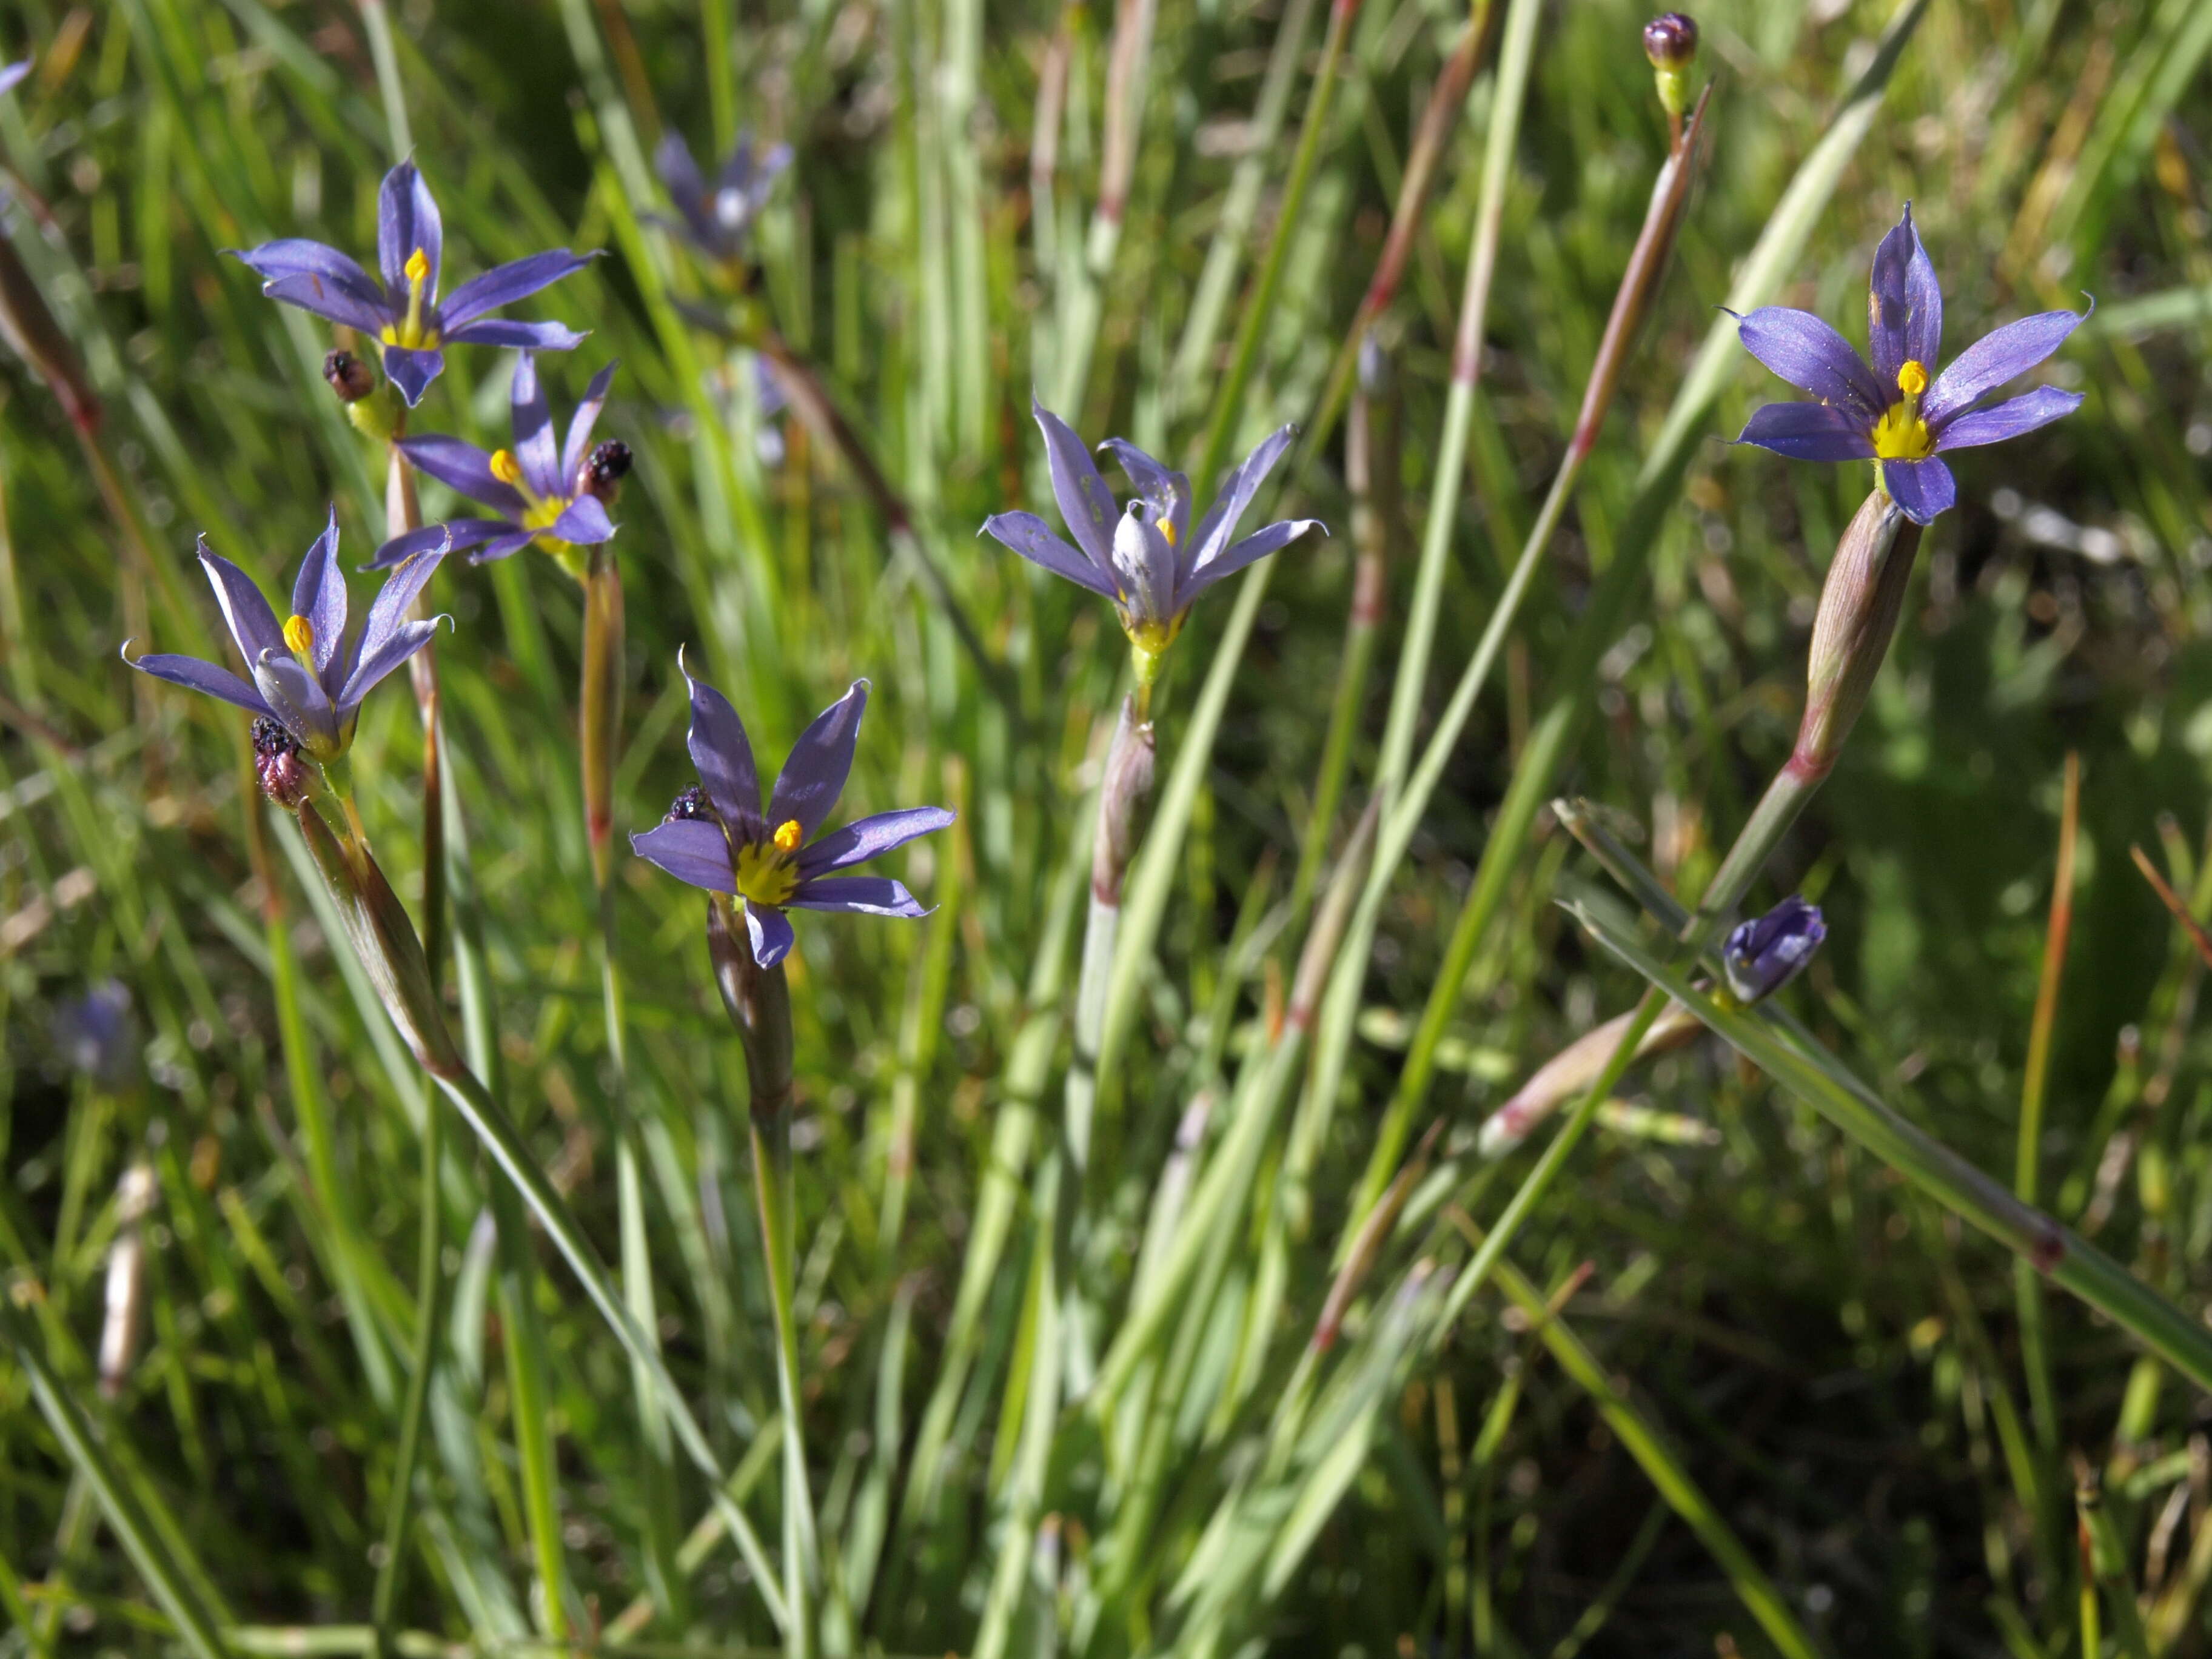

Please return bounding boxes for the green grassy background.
[3,0,2211,1653]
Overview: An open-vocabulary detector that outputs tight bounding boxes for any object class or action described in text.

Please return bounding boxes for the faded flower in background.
[655,131,792,267]
[230,159,596,406]
[374,353,622,574]
[632,658,952,968]
[124,511,447,760]
[52,980,135,1087]
[1721,894,1828,1004]
[1730,204,2088,523]
[0,59,29,97]
[983,400,1325,681]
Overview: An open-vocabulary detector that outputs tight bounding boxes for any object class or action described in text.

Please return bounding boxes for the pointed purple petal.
[378,159,442,299]
[381,344,444,407]
[681,649,762,830]
[551,495,615,545]
[338,618,444,714]
[290,507,349,685]
[745,903,796,966]
[127,649,272,718]
[439,250,597,330]
[1179,518,1324,608]
[982,511,1118,597]
[768,680,867,842]
[1033,399,1119,567]
[1923,306,2091,426]
[443,318,589,352]
[1186,423,1296,588]
[1866,204,1941,385]
[1734,307,1886,421]
[1731,401,1876,461]
[230,239,383,299]
[1109,504,1176,625]
[632,820,737,894]
[796,806,955,878]
[256,270,393,334]
[1101,438,1192,551]
[255,651,341,751]
[787,876,928,918]
[397,436,528,517]
[337,540,447,708]
[655,132,707,204]
[0,62,30,98]
[196,539,285,663]
[509,352,560,498]
[1932,385,2084,451]
[1882,457,1956,524]
[367,520,511,570]
[468,529,538,564]
[562,361,619,480]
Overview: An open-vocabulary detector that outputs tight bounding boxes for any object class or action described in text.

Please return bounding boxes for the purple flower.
[0,60,31,97]
[122,510,447,760]
[981,400,1324,673]
[371,352,620,569]
[631,657,953,968]
[53,980,134,1087]
[655,131,791,264]
[229,159,597,407]
[1721,895,1826,1004]
[1730,204,2089,525]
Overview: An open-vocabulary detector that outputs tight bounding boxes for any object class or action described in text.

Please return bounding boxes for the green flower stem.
[367,1087,444,1652]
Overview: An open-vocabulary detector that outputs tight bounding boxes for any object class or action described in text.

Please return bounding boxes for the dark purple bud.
[1721,895,1826,1004]
[252,714,312,809]
[1643,12,1698,69]
[578,438,632,505]
[323,349,375,404]
[667,783,717,824]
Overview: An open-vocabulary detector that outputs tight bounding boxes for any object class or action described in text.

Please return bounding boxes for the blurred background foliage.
[2,0,2211,1653]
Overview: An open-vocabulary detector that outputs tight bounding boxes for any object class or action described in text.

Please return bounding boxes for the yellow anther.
[404,247,431,287]
[1156,514,1179,548]
[283,614,316,657]
[490,449,525,487]
[773,819,803,853]
[1896,359,1929,398]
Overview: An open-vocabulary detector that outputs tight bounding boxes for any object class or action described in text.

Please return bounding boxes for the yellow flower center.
[489,447,574,545]
[380,247,440,350]
[1156,514,1179,548]
[733,822,804,907]
[490,449,525,487]
[283,614,316,659]
[1871,358,1934,461]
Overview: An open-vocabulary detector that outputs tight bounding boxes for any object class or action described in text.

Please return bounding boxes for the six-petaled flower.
[1730,204,2088,525]
[982,400,1324,680]
[1721,894,1826,1005]
[123,510,447,761]
[230,159,596,407]
[372,352,620,573]
[654,131,792,267]
[631,657,953,968]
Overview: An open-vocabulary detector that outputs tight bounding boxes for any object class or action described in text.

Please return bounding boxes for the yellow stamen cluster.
[773,818,803,853]
[1156,515,1179,548]
[733,823,804,908]
[404,248,431,287]
[380,247,440,350]
[1871,358,1935,461]
[490,449,525,487]
[283,614,317,658]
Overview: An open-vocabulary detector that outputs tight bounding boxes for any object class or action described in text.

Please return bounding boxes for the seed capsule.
[323,349,375,403]
[579,439,632,505]
[252,715,312,809]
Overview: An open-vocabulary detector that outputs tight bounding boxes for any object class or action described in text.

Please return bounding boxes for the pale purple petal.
[632,819,737,894]
[1882,456,1956,524]
[745,903,796,966]
[1185,423,1296,588]
[126,649,272,718]
[230,239,384,302]
[378,159,442,300]
[681,650,762,830]
[1110,503,1176,625]
[1179,517,1324,607]
[787,876,928,918]
[1923,306,2090,427]
[254,651,341,751]
[439,250,597,330]
[396,436,528,517]
[981,512,1118,597]
[337,618,444,714]
[551,495,615,545]
[796,806,955,878]
[256,271,394,335]
[509,352,560,498]
[367,520,513,570]
[1033,399,1119,568]
[338,539,446,706]
[381,344,444,407]
[562,361,618,480]
[0,61,30,97]
[655,132,707,206]
[1733,307,1886,421]
[1932,385,2083,451]
[289,507,349,687]
[768,680,867,841]
[444,318,589,352]
[1731,401,1876,461]
[468,529,538,564]
[1100,438,1191,549]
[1866,204,1940,385]
[196,539,285,663]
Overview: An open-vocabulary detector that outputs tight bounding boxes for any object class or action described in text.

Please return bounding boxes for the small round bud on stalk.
[578,439,632,506]
[1720,895,1826,1004]
[252,715,312,810]
[1643,12,1698,123]
[323,349,375,404]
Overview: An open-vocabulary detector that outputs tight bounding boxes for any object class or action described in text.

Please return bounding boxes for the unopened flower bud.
[578,439,631,505]
[252,714,312,809]
[1792,491,1922,782]
[1643,12,1697,120]
[324,349,375,403]
[1093,695,1156,906]
[1721,895,1826,1004]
